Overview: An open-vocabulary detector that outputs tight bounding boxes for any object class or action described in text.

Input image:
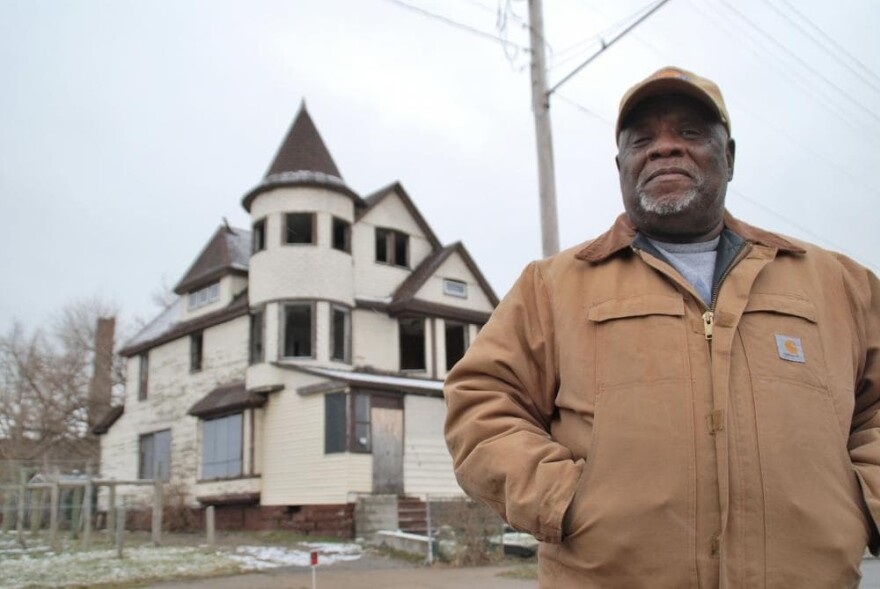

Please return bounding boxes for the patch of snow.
[231,543,362,571]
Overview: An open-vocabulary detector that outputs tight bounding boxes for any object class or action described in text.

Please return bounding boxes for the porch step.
[398,497,427,536]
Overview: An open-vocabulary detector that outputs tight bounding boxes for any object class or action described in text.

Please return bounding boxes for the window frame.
[187,282,220,311]
[138,429,171,480]
[249,309,265,365]
[252,218,266,254]
[375,227,409,268]
[190,331,204,373]
[138,353,149,401]
[284,212,316,245]
[200,412,244,480]
[444,321,469,371]
[330,305,352,363]
[331,217,351,253]
[398,316,426,371]
[280,301,315,359]
[443,279,468,299]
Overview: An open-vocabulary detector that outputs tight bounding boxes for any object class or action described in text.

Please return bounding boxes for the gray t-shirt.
[647,236,721,306]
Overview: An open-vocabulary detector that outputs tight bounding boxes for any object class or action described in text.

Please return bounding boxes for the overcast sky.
[1,0,878,337]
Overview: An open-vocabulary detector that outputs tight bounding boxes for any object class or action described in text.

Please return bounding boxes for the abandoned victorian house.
[93,104,498,536]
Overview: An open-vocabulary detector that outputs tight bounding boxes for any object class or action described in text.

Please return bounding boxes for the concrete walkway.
[144,565,537,589]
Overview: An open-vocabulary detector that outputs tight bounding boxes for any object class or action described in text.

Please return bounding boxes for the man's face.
[616,94,735,242]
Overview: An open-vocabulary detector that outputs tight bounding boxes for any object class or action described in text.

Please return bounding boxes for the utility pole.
[526,0,671,258]
[528,0,559,258]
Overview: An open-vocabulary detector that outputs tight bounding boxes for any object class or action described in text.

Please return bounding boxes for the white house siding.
[413,253,496,313]
[403,395,462,497]
[261,374,372,505]
[352,310,398,372]
[249,187,355,307]
[100,316,249,508]
[195,476,261,500]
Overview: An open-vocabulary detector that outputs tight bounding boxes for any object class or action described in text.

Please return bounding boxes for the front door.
[371,401,403,494]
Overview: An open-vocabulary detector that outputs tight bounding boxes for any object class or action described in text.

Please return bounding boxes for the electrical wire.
[715,0,880,130]
[383,0,530,51]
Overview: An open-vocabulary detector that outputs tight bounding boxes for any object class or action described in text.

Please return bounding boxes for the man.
[444,67,880,588]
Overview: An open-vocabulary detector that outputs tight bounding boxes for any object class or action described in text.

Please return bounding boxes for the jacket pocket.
[588,294,687,388]
[739,293,829,391]
[554,379,696,585]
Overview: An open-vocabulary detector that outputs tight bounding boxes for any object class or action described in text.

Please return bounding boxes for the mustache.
[638,165,701,188]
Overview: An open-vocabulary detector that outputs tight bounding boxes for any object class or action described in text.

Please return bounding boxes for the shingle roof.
[173,226,250,295]
[92,405,123,436]
[242,103,362,211]
[187,381,267,419]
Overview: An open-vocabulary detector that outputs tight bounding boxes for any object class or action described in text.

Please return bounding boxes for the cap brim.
[616,78,726,139]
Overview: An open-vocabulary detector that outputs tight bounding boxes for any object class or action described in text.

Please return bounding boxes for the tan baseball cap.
[616,66,730,142]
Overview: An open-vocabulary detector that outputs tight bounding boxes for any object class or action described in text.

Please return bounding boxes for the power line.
[776,0,880,92]
[759,0,880,97]
[715,0,880,130]
[383,0,530,50]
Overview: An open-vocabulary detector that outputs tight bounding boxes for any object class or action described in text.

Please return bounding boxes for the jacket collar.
[574,210,805,263]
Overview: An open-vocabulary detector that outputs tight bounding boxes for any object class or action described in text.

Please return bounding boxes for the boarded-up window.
[285,213,315,244]
[399,317,425,370]
[283,303,313,358]
[445,322,468,370]
[139,429,170,480]
[202,413,243,479]
[325,393,347,454]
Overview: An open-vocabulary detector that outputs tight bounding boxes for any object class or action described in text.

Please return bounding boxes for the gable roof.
[242,103,361,211]
[173,225,250,295]
[357,182,443,251]
[392,241,499,307]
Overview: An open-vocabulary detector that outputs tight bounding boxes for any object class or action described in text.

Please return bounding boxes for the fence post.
[1,488,12,532]
[70,486,83,539]
[29,488,44,534]
[16,467,26,543]
[107,484,116,534]
[151,470,163,546]
[82,475,93,549]
[115,504,126,559]
[425,495,433,565]
[49,480,59,549]
[206,505,215,548]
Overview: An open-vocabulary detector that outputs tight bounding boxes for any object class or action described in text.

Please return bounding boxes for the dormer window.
[285,213,315,244]
[376,228,409,268]
[188,282,220,311]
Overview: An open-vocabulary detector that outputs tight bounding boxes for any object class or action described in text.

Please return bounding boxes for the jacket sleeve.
[443,261,584,544]
[843,259,880,554]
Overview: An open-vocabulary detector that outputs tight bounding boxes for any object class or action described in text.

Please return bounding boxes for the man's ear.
[615,154,621,172]
[726,138,736,180]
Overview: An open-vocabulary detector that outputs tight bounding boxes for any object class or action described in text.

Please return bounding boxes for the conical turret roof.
[242,102,361,211]
[264,103,342,179]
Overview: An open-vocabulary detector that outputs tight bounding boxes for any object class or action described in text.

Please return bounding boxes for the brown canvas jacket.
[444,211,880,588]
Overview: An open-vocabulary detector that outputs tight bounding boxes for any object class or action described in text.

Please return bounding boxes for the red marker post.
[310,550,318,589]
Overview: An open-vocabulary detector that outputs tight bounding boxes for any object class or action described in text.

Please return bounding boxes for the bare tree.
[0,297,125,469]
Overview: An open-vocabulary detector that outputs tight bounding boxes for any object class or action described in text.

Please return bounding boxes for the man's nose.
[647,131,684,160]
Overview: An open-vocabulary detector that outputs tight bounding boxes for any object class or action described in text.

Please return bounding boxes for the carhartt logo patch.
[775,335,805,363]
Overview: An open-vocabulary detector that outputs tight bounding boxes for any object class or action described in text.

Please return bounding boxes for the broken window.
[332,217,351,253]
[375,228,409,268]
[283,303,313,358]
[252,218,266,253]
[330,305,351,363]
[399,317,425,370]
[285,212,315,244]
[445,322,468,371]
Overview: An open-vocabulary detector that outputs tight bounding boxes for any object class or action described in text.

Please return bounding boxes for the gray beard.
[637,187,699,216]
